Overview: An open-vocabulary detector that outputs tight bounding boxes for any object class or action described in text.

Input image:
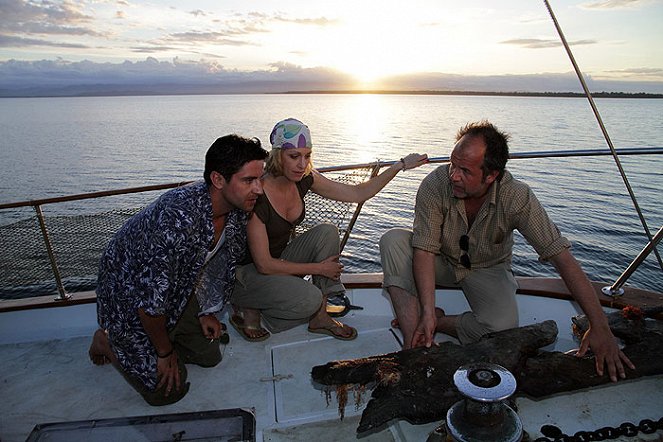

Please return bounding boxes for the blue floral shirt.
[96,180,248,390]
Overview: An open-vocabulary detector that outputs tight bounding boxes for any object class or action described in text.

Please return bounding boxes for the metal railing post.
[602,225,663,298]
[339,163,382,252]
[34,204,71,301]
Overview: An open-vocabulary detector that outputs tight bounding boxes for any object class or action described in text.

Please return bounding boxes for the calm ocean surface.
[1,94,662,294]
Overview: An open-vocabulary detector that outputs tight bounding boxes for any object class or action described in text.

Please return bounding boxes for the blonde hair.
[265,148,314,177]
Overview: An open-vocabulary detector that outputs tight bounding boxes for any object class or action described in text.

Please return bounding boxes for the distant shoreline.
[282,90,663,99]
[1,89,662,99]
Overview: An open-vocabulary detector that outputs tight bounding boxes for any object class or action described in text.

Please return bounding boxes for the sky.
[1,0,662,96]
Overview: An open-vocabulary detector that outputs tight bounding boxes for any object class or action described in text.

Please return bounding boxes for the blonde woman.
[230,118,428,341]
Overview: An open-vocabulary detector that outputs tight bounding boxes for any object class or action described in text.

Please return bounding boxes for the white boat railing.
[0,147,661,305]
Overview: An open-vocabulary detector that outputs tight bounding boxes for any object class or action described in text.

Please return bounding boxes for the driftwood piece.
[311,312,663,433]
[571,306,663,344]
[521,307,663,396]
[312,320,558,432]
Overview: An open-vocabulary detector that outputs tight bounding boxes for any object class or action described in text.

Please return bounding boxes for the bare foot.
[88,328,114,365]
[391,307,446,329]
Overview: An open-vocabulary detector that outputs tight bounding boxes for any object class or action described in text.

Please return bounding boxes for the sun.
[330,26,407,86]
[314,5,434,87]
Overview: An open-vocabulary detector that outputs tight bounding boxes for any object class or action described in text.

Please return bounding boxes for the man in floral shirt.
[88,134,268,405]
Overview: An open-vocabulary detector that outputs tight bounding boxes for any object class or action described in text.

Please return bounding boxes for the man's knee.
[380,228,413,272]
[174,340,222,368]
[490,313,519,331]
[379,228,411,254]
[457,312,519,343]
[124,362,190,406]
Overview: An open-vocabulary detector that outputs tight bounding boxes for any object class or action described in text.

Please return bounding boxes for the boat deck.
[1,285,662,441]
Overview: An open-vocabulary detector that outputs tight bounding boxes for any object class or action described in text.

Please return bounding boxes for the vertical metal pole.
[339,163,382,252]
[542,0,663,271]
[34,204,70,301]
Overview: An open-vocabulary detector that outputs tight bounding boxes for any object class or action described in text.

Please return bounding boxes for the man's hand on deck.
[156,351,181,396]
[576,325,635,382]
[410,311,437,348]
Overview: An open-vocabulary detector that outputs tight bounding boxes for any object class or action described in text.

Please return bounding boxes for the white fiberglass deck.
[1,287,662,441]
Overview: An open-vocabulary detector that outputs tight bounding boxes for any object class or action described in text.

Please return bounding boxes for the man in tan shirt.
[380,120,633,382]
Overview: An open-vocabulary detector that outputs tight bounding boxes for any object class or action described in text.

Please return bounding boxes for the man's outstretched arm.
[550,249,635,381]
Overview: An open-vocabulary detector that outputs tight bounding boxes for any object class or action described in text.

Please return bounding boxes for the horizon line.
[2,89,662,99]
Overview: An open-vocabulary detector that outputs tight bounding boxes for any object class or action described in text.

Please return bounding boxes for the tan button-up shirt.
[412,165,570,283]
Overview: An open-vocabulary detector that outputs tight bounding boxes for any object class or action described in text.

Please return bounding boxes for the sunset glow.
[0,0,661,94]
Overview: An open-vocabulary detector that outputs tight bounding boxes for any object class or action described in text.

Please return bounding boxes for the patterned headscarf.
[269,118,312,149]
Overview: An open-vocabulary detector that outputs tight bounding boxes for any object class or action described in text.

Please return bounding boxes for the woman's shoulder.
[297,173,314,196]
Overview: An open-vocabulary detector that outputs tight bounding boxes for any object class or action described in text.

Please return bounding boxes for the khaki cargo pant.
[232,224,344,332]
[380,228,519,344]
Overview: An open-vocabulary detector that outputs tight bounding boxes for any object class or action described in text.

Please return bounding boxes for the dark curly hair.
[456,121,510,181]
[204,134,268,185]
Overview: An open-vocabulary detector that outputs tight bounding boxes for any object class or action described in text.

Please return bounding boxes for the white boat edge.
[1,273,662,442]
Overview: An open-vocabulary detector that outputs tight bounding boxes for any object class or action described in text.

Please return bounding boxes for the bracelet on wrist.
[157,348,174,359]
[400,158,406,171]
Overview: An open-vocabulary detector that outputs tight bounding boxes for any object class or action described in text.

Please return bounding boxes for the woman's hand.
[401,153,429,171]
[317,254,343,280]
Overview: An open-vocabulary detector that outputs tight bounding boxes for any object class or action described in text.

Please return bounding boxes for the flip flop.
[308,320,358,341]
[391,307,446,329]
[229,314,270,342]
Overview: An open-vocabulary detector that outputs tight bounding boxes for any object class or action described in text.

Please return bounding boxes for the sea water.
[0,94,661,294]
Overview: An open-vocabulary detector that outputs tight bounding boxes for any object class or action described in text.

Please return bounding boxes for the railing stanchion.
[34,204,70,301]
[603,225,663,298]
[339,163,382,253]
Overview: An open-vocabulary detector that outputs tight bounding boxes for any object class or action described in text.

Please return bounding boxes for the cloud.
[0,0,95,34]
[0,0,103,51]
[152,14,272,49]
[580,0,650,9]
[0,3,338,58]
[272,15,337,26]
[189,9,208,17]
[233,11,336,26]
[600,67,663,79]
[612,67,663,75]
[501,38,597,49]
[0,58,661,97]
[0,34,90,49]
[164,31,257,44]
[129,44,227,59]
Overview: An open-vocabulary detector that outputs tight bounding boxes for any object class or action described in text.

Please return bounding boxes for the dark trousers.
[129,295,222,406]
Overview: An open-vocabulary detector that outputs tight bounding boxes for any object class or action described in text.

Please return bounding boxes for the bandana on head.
[269,118,312,149]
